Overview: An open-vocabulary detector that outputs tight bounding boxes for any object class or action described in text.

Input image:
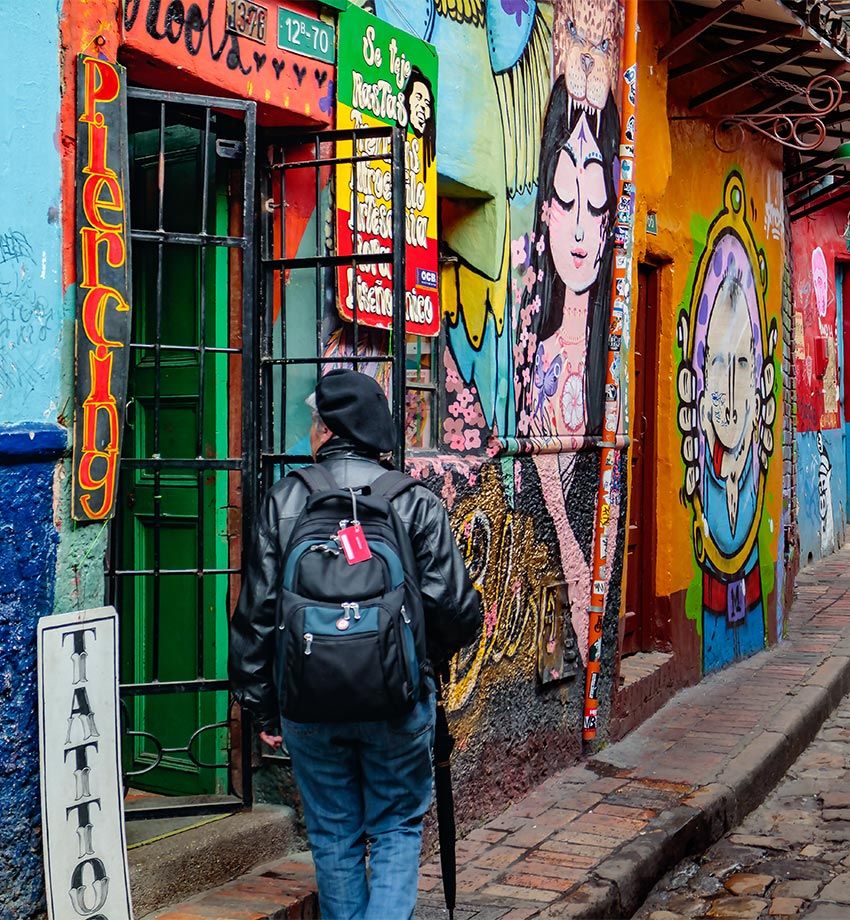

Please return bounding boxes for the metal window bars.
[107,86,256,820]
[257,123,407,499]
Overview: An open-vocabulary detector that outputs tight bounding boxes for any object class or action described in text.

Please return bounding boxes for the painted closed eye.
[552,189,576,213]
[583,162,608,216]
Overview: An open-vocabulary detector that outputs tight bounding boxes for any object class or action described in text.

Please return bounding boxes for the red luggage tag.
[338,522,372,565]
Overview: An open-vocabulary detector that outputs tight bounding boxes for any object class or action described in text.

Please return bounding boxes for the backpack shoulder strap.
[369,469,417,502]
[288,463,338,494]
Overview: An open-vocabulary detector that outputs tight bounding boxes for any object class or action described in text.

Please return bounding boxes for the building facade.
[3,0,850,914]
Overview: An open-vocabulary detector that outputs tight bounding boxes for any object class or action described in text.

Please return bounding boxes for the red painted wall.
[59,0,336,290]
[791,201,846,433]
[122,0,334,127]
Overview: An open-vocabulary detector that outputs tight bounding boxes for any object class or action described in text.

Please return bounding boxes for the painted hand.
[259,730,283,750]
[758,319,778,472]
[676,311,700,500]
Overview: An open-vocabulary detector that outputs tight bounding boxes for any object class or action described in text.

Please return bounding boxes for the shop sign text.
[335,5,439,336]
[72,56,132,522]
[38,608,132,920]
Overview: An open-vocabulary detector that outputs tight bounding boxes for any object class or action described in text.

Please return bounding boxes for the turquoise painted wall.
[0,1,63,424]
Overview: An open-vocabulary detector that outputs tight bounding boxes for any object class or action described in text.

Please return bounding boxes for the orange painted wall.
[630,0,786,672]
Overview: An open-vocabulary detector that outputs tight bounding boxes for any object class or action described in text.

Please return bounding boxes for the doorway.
[622,263,660,656]
[109,87,256,811]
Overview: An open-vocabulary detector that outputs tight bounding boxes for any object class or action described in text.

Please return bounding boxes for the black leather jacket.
[228,439,482,731]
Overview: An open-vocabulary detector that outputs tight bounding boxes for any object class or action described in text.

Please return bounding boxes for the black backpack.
[276,464,428,723]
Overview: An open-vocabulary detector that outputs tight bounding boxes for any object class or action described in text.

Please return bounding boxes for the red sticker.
[338,523,372,565]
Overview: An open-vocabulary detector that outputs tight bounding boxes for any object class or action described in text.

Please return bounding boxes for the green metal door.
[114,92,256,804]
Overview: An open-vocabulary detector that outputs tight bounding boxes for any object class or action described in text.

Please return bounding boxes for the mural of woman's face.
[548,113,608,295]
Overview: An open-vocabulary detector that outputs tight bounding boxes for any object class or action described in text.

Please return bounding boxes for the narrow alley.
[9,1,850,917]
[144,546,850,919]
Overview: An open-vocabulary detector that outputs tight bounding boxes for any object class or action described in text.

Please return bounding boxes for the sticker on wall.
[537,582,581,685]
[226,0,269,45]
[335,4,440,336]
[676,171,777,674]
[38,608,132,920]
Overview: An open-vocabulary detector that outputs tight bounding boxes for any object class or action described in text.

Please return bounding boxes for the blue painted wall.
[0,0,63,424]
[0,428,65,917]
[0,0,64,914]
[797,429,847,566]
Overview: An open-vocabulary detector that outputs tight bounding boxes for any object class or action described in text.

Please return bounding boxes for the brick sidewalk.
[144,548,850,920]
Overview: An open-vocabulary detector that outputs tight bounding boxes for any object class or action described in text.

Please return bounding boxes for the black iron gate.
[256,124,408,493]
[111,103,411,812]
[109,86,256,819]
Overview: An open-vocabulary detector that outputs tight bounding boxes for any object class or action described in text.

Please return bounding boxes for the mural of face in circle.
[677,172,777,673]
[699,272,759,536]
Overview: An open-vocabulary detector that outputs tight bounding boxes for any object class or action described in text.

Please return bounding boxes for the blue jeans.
[282,692,436,920]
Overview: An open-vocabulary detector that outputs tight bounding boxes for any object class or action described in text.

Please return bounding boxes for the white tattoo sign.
[38,607,133,920]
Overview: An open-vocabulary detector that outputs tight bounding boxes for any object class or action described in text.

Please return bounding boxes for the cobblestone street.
[635,692,850,920]
[145,552,850,919]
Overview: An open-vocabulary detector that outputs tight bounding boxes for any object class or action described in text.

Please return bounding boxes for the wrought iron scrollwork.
[714,75,843,153]
[120,697,233,783]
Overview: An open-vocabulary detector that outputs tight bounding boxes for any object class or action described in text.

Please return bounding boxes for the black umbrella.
[433,674,456,920]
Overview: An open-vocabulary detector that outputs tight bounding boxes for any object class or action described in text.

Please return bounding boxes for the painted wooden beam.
[658,0,744,62]
[668,25,802,80]
[689,44,808,109]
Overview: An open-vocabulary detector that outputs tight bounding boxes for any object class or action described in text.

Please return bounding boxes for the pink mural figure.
[515,76,618,439]
[511,73,621,663]
[812,246,829,318]
[811,245,840,427]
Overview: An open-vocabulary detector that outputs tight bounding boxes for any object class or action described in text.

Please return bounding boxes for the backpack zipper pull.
[304,633,314,655]
[401,604,411,625]
[337,604,352,631]
[352,602,360,621]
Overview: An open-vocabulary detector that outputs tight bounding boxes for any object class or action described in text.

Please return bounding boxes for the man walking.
[229,369,481,920]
